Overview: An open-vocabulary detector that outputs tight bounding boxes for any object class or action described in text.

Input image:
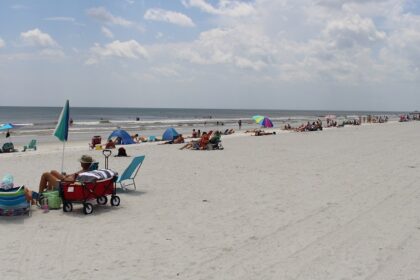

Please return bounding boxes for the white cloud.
[0,38,5,48]
[175,26,274,71]
[44,17,75,22]
[86,7,133,27]
[20,28,58,47]
[101,26,114,38]
[323,15,386,49]
[149,0,420,86]
[182,0,255,17]
[87,40,148,64]
[144,8,195,27]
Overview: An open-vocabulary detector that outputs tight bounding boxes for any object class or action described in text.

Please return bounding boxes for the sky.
[0,0,419,110]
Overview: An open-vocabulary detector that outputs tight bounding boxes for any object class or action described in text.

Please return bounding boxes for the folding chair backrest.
[29,139,36,148]
[0,188,28,209]
[119,156,145,181]
[89,162,99,171]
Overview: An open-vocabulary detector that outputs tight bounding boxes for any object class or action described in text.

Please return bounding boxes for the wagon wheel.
[83,203,93,215]
[110,196,120,207]
[97,196,108,205]
[63,202,73,212]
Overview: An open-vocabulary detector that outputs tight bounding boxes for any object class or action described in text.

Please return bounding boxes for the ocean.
[0,106,405,144]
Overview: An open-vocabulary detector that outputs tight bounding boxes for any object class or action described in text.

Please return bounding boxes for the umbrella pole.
[60,141,66,174]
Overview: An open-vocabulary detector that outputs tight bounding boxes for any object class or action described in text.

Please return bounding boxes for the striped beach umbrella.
[252,115,265,124]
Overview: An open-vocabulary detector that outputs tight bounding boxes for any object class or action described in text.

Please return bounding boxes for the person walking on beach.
[238,120,242,130]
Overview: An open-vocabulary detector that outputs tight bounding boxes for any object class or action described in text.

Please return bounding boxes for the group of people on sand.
[124,128,234,148]
[131,134,156,143]
[284,120,323,132]
[1,155,95,205]
[180,130,223,150]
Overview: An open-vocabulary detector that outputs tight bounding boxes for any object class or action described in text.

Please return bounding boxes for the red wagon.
[60,175,120,215]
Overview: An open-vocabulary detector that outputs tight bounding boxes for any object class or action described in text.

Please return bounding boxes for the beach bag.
[41,190,62,209]
[2,142,15,153]
[116,147,128,157]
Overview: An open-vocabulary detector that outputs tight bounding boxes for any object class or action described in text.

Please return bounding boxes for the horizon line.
[0,105,413,113]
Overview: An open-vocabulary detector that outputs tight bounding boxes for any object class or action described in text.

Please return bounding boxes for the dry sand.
[1,122,420,280]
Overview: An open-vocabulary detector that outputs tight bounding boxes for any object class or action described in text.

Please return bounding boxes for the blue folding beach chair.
[116,156,145,190]
[0,186,31,216]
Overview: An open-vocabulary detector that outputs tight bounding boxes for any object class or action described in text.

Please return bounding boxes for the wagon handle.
[102,149,112,158]
[102,149,112,169]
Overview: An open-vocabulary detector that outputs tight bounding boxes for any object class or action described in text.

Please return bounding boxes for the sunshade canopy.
[108,129,135,145]
[162,127,179,141]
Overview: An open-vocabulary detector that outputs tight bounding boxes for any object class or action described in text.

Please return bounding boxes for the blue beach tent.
[108,129,135,145]
[162,127,179,141]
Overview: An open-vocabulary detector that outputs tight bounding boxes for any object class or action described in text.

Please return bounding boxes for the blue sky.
[0,0,419,110]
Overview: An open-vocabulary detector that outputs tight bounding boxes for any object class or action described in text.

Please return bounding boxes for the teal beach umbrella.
[54,100,70,142]
[54,100,70,172]
[0,123,16,131]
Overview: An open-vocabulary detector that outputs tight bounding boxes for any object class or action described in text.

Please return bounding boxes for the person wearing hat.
[1,174,39,204]
[38,155,94,193]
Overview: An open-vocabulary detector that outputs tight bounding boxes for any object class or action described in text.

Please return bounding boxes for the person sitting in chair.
[209,131,222,144]
[180,132,208,150]
[1,174,39,204]
[38,155,94,193]
[105,139,116,149]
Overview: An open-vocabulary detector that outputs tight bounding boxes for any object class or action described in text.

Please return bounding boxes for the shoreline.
[1,117,405,146]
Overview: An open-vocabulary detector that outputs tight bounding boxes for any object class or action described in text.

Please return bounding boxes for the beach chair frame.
[116,156,145,190]
[22,139,37,152]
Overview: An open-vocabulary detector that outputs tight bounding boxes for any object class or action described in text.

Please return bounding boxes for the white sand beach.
[1,121,420,280]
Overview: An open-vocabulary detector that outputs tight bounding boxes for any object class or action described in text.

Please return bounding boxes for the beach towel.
[77,169,117,183]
